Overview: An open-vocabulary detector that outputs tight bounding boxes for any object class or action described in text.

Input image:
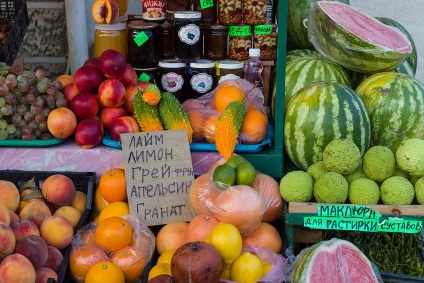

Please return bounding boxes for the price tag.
[134,31,149,47]
[200,0,214,9]
[138,72,151,82]
[229,26,251,37]
[254,25,273,35]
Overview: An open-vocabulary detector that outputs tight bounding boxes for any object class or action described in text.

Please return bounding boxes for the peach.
[55,74,74,88]
[110,115,140,141]
[10,220,40,240]
[41,174,76,207]
[54,206,81,228]
[0,223,15,259]
[19,201,52,228]
[0,180,19,212]
[74,118,105,149]
[45,202,58,215]
[98,79,126,107]
[40,216,73,250]
[43,246,63,274]
[47,107,78,139]
[17,198,44,215]
[120,64,138,87]
[71,191,87,214]
[8,211,19,225]
[100,106,127,130]
[84,57,100,69]
[92,0,119,24]
[36,267,58,283]
[13,235,48,270]
[0,203,10,225]
[62,82,80,103]
[0,254,36,283]
[70,91,100,120]
[74,65,105,94]
[123,86,139,115]
[99,49,127,80]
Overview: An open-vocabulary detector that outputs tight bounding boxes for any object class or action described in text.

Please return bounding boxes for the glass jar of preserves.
[218,0,242,25]
[159,59,188,103]
[116,0,128,16]
[94,22,128,58]
[215,60,244,85]
[166,0,192,23]
[228,25,252,61]
[142,0,166,24]
[193,0,218,25]
[158,22,175,59]
[134,67,160,84]
[243,0,267,25]
[174,11,202,63]
[203,25,228,60]
[253,24,277,61]
[189,60,216,99]
[127,21,159,68]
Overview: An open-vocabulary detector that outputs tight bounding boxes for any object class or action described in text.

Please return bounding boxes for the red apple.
[97,79,126,107]
[74,65,105,93]
[137,81,152,91]
[99,107,127,130]
[70,92,100,120]
[83,57,100,69]
[119,64,138,87]
[62,83,80,103]
[74,118,104,149]
[99,49,126,80]
[110,116,140,141]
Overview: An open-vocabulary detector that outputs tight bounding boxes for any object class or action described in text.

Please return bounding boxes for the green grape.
[0,119,7,130]
[0,97,5,107]
[0,129,8,140]
[6,124,16,135]
[36,81,48,93]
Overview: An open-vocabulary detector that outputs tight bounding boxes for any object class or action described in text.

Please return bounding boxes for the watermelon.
[284,81,370,170]
[286,49,318,65]
[290,239,380,283]
[355,72,424,152]
[308,1,412,73]
[376,17,418,74]
[287,0,350,50]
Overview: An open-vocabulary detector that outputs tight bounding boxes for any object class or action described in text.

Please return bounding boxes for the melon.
[290,238,380,283]
[284,81,370,170]
[308,1,412,73]
[355,72,424,152]
[286,49,318,65]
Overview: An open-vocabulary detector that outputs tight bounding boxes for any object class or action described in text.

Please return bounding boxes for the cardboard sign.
[121,130,196,226]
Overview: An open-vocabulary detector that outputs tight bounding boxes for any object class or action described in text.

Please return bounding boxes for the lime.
[235,162,257,186]
[213,164,236,186]
[225,155,248,169]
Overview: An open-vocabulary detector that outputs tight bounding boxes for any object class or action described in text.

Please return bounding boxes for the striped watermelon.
[284,81,370,170]
[355,72,424,152]
[287,0,350,50]
[286,49,318,65]
[309,1,412,73]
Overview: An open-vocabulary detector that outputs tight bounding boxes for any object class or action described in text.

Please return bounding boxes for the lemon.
[148,263,172,281]
[220,263,231,280]
[235,162,257,186]
[206,222,242,264]
[157,249,177,265]
[98,202,129,223]
[230,252,264,283]
[213,164,236,186]
[262,260,272,276]
[225,155,248,169]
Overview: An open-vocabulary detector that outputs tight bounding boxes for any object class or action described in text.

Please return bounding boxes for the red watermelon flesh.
[319,1,412,53]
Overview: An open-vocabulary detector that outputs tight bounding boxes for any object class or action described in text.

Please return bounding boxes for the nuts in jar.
[218,0,242,25]
[243,0,267,25]
[228,25,252,61]
[253,24,277,61]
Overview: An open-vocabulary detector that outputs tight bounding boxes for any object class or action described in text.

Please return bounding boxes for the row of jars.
[142,0,272,26]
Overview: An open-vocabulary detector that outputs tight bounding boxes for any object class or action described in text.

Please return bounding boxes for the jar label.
[134,31,149,47]
[200,0,214,9]
[254,25,273,35]
[190,73,213,94]
[229,26,251,37]
[161,72,184,92]
[142,0,166,20]
[178,24,200,45]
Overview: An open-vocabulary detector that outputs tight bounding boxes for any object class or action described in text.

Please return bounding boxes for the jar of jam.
[134,67,160,84]
[243,0,267,25]
[142,0,166,24]
[94,22,128,58]
[215,60,244,85]
[228,25,252,61]
[254,24,277,61]
[193,0,217,25]
[158,22,175,59]
[166,0,192,23]
[174,11,202,63]
[159,60,188,103]
[218,0,242,25]
[203,25,228,60]
[189,60,216,99]
[127,21,159,68]
[116,0,128,16]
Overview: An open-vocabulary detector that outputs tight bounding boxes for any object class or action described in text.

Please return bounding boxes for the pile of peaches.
[0,174,87,282]
[50,49,151,149]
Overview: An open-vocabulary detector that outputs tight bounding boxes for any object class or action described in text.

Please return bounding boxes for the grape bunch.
[0,66,68,141]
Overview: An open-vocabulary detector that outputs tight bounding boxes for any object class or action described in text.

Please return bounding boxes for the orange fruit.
[85,261,125,283]
[203,113,221,144]
[69,244,109,283]
[187,110,207,141]
[189,173,219,215]
[239,110,268,144]
[98,168,127,203]
[98,201,130,223]
[94,187,109,216]
[155,221,189,255]
[94,217,133,252]
[241,222,282,253]
[252,173,283,222]
[185,214,220,243]
[214,85,244,112]
[110,246,147,282]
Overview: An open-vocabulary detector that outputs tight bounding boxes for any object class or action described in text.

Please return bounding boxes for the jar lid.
[128,14,143,21]
[134,67,159,72]
[216,60,244,69]
[204,24,229,30]
[118,14,128,22]
[95,22,126,31]
[159,60,186,68]
[127,21,158,29]
[174,11,202,19]
[190,59,215,69]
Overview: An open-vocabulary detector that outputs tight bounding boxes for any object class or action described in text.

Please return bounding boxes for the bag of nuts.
[229,25,252,61]
[253,24,277,61]
[243,0,267,25]
[218,0,243,25]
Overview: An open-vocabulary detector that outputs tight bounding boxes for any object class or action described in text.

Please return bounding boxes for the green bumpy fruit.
[396,138,424,177]
[348,178,380,205]
[380,176,414,205]
[415,177,424,205]
[279,171,313,202]
[307,161,329,182]
[363,146,395,182]
[323,139,361,175]
[314,172,348,204]
[343,159,367,184]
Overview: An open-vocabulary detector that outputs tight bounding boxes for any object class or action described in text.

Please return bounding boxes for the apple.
[119,64,138,87]
[74,65,105,94]
[74,118,104,149]
[70,92,100,120]
[109,116,140,141]
[97,79,126,107]
[99,49,126,79]
[99,107,127,130]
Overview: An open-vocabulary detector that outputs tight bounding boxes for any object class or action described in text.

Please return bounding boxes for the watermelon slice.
[308,1,412,74]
